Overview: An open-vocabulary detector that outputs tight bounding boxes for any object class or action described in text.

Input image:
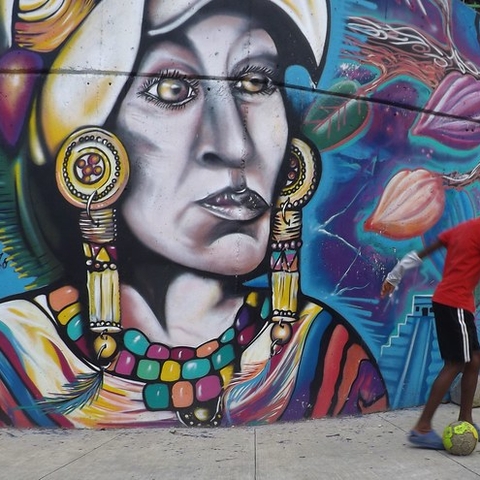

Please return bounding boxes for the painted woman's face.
[115,12,289,275]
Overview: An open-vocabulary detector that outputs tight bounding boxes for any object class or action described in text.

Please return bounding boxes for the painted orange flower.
[365,169,445,239]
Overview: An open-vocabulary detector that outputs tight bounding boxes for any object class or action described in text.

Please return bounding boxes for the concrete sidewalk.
[1,403,480,480]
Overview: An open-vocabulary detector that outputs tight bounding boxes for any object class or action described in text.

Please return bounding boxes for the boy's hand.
[381,280,395,298]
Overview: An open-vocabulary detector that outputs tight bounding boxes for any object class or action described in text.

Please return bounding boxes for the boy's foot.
[408,430,445,449]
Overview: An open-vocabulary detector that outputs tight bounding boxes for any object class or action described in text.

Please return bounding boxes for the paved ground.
[1,403,480,480]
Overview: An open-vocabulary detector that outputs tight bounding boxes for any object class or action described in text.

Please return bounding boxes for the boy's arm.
[416,239,444,259]
[380,239,444,298]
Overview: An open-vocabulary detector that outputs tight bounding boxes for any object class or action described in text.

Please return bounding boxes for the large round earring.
[269,137,320,353]
[55,127,130,363]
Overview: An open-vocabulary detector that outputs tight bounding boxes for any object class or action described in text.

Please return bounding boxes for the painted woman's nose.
[195,80,253,168]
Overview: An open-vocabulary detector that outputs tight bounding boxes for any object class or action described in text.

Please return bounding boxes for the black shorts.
[433,301,480,363]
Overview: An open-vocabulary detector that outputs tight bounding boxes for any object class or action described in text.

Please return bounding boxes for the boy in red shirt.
[381,218,480,449]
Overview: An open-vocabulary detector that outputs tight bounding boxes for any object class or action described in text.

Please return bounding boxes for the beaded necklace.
[52,290,268,426]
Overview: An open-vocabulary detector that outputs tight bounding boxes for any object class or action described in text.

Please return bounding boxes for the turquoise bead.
[137,359,160,380]
[219,327,235,344]
[212,344,235,370]
[182,358,211,380]
[124,329,149,356]
[67,314,83,341]
[143,383,169,410]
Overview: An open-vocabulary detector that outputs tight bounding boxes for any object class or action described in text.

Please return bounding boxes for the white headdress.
[146,0,328,65]
[24,0,328,164]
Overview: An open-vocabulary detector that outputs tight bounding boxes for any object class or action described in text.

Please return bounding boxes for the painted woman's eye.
[140,75,197,107]
[234,70,276,95]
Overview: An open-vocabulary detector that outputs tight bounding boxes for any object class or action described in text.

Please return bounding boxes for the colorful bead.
[160,360,181,381]
[237,324,257,346]
[143,383,169,410]
[146,343,170,360]
[49,286,79,313]
[219,365,234,386]
[219,327,235,344]
[66,313,84,341]
[123,329,149,356]
[93,333,118,360]
[196,340,219,358]
[137,359,161,381]
[58,302,82,326]
[196,375,222,402]
[182,358,211,380]
[271,322,292,345]
[192,407,213,423]
[245,292,259,307]
[115,350,136,375]
[212,345,235,370]
[235,307,251,331]
[171,347,195,361]
[172,381,194,408]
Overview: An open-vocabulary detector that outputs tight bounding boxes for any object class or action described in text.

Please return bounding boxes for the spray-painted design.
[0,0,478,428]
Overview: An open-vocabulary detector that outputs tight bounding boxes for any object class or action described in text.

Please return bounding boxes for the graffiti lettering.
[0,252,8,270]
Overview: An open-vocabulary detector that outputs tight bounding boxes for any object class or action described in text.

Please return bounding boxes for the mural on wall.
[0,0,478,428]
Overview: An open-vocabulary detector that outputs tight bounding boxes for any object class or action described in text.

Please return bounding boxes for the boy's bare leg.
[413,361,464,434]
[458,351,480,425]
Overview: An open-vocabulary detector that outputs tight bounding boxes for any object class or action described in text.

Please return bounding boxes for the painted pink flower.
[412,72,480,150]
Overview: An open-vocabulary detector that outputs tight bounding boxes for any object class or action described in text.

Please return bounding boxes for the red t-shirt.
[433,218,480,313]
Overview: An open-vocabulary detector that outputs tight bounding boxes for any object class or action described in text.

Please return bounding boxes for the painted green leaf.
[302,80,370,151]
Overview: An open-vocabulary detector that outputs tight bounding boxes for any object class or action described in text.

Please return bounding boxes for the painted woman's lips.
[198,187,269,221]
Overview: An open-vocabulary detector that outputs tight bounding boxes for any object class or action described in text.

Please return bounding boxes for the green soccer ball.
[442,421,478,455]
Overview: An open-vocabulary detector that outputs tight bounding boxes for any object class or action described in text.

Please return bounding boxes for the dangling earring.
[269,137,319,353]
[55,127,130,363]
